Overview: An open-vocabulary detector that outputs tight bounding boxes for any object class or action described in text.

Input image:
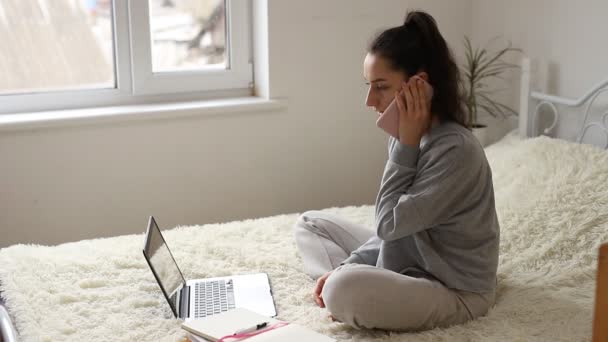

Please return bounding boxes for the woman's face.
[363,53,407,114]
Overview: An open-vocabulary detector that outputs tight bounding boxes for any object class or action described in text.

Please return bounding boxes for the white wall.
[471,0,608,142]
[0,0,472,248]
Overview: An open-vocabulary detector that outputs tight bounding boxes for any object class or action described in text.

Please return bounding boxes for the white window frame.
[0,0,253,115]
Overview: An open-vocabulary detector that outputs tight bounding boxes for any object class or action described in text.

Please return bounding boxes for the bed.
[1,62,607,342]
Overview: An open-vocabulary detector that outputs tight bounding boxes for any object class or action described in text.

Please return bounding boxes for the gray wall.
[0,0,473,247]
[10,0,606,248]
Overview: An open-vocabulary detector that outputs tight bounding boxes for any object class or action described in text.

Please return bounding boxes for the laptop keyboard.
[193,279,235,318]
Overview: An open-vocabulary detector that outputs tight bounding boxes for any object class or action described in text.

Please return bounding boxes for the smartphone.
[376,76,434,139]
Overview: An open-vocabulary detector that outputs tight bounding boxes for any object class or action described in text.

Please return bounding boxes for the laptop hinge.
[179,285,190,319]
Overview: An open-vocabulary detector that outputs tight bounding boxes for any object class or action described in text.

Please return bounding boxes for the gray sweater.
[342,121,500,293]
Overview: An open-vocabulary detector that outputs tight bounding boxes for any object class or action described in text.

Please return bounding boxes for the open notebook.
[182,308,335,342]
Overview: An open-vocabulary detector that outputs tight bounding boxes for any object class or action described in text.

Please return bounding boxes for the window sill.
[0,97,287,132]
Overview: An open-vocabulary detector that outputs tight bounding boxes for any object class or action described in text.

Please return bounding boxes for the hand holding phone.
[376,75,434,140]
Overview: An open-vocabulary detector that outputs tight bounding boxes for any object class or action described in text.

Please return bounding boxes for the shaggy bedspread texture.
[1,133,608,341]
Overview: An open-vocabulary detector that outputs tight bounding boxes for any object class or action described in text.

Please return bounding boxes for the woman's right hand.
[395,76,433,147]
[313,271,333,308]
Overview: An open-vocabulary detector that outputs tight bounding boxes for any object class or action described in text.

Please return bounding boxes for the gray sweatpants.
[293,210,495,331]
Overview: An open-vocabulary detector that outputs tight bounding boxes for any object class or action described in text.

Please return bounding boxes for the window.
[0,0,253,114]
[0,0,115,95]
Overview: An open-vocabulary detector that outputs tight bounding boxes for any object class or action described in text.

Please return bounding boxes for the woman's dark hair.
[368,11,468,128]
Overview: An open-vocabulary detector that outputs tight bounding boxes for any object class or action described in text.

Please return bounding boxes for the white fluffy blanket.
[2,133,608,342]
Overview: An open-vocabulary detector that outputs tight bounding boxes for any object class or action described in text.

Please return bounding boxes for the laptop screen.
[143,217,186,317]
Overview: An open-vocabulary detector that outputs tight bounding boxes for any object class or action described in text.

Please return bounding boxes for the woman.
[293,10,500,331]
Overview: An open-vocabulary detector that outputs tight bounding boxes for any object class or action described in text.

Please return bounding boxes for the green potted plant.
[461,36,521,145]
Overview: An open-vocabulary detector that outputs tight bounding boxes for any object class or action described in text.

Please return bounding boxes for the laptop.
[143,216,277,321]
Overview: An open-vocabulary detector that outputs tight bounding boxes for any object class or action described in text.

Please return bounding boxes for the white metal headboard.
[519,57,608,149]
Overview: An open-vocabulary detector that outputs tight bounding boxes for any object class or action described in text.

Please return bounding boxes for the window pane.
[149,0,227,72]
[0,0,115,95]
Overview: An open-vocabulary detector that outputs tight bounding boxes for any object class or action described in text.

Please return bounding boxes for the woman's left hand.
[394,76,432,146]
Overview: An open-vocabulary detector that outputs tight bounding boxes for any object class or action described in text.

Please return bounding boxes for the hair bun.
[404,10,435,29]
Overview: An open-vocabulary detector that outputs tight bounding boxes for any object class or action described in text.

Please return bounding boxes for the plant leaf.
[477,104,497,117]
[476,64,519,81]
[477,93,518,117]
[494,61,520,69]
[476,42,521,76]
[477,93,508,117]
[478,104,499,118]
[493,101,519,116]
[473,48,487,76]
[464,36,473,65]
[475,70,503,81]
